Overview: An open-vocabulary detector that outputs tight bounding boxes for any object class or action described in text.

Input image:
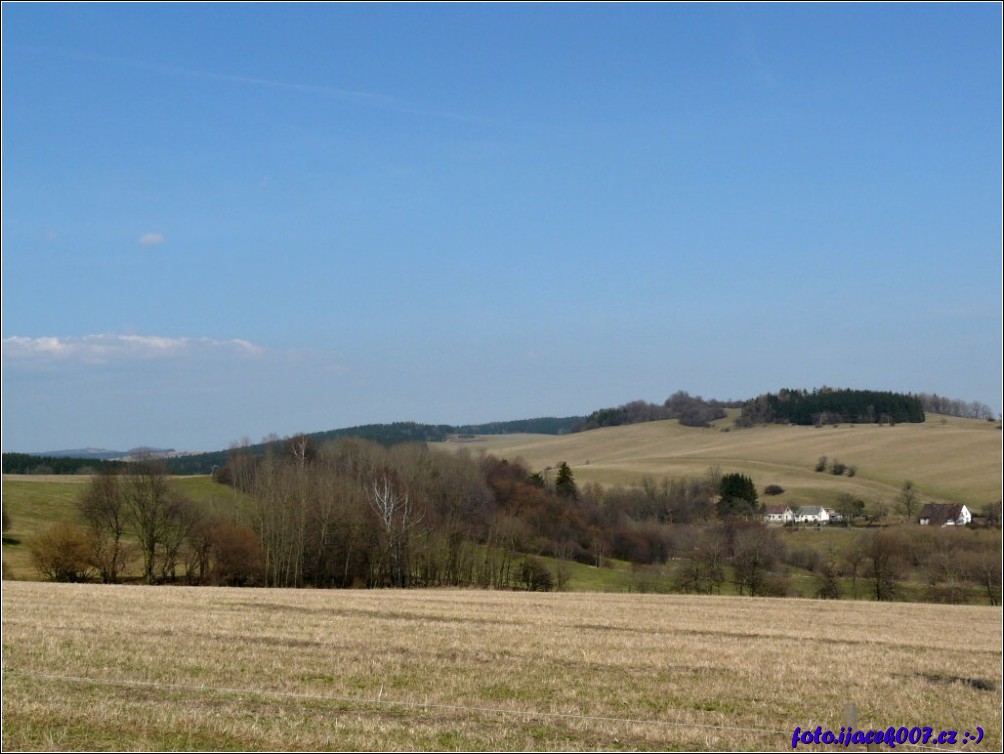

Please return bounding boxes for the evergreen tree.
[717,473,759,518]
[555,462,578,500]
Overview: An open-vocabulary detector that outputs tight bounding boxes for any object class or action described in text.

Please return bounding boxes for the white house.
[918,503,972,527]
[794,506,830,524]
[763,505,794,524]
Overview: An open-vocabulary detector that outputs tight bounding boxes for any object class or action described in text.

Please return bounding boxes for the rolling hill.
[434,411,1002,508]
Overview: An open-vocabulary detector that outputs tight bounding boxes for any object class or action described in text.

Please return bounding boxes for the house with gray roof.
[918,503,971,527]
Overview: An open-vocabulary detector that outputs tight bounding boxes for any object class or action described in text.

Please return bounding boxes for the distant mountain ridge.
[36,446,176,460]
[4,419,582,476]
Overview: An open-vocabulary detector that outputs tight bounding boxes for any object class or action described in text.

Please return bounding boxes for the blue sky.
[2,4,1001,452]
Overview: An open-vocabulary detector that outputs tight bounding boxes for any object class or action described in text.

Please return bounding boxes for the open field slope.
[1,475,235,580]
[436,414,1002,508]
[2,583,1000,751]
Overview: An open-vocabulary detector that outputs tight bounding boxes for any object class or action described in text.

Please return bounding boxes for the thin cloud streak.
[2,334,264,365]
[138,232,165,247]
[15,45,495,126]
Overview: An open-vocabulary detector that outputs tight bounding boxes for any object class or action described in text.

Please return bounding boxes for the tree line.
[573,392,739,432]
[28,437,721,589]
[916,393,996,421]
[1,452,128,476]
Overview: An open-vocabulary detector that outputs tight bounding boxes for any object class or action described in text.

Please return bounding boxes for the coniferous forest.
[737,388,926,427]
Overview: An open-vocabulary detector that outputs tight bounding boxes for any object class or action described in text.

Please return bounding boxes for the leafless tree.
[370,473,423,587]
[863,529,904,601]
[158,492,202,582]
[123,461,173,584]
[732,525,786,596]
[674,525,727,594]
[251,451,307,587]
[77,471,130,583]
[898,480,919,520]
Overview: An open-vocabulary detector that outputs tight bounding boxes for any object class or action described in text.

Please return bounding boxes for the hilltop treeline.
[574,392,739,432]
[163,417,583,475]
[737,388,925,427]
[1,453,128,476]
[916,393,996,421]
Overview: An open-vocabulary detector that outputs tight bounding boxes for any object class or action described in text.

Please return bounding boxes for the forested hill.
[162,417,584,475]
[573,392,740,432]
[737,388,925,427]
[1,453,129,475]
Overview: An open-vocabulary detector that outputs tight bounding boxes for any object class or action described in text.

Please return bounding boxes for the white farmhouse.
[763,505,794,524]
[794,506,830,524]
[918,503,972,527]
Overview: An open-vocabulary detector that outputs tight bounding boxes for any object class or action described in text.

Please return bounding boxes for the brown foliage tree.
[29,523,95,582]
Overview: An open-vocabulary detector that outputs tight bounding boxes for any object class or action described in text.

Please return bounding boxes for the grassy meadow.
[436,413,1002,508]
[2,582,1001,751]
[1,474,238,580]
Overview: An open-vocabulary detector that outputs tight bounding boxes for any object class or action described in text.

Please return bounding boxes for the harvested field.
[2,582,1001,751]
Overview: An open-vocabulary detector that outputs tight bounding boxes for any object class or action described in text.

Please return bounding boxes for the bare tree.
[674,526,726,594]
[898,480,919,520]
[77,471,130,583]
[842,539,868,599]
[863,529,904,601]
[732,525,786,596]
[251,451,307,587]
[123,461,173,584]
[158,492,202,582]
[962,547,1002,606]
[370,473,423,587]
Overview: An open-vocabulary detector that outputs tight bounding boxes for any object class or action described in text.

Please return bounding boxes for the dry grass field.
[2,582,1000,751]
[436,414,1002,509]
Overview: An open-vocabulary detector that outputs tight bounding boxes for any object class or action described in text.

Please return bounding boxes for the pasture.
[1,474,235,580]
[2,582,1001,751]
[436,414,1002,508]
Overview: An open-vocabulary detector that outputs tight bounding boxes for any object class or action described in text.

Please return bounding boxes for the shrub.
[759,572,791,597]
[830,460,847,475]
[519,558,554,592]
[788,545,822,573]
[211,521,265,586]
[763,484,785,496]
[817,564,841,599]
[29,523,95,582]
[815,457,827,472]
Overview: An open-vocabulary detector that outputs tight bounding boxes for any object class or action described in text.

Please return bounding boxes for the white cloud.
[2,334,263,365]
[138,232,165,248]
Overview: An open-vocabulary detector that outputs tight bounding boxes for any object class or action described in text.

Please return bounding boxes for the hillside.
[435,412,1002,508]
[4,417,1000,599]
[158,417,583,474]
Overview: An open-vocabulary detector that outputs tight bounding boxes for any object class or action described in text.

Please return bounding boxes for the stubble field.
[2,582,1001,751]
